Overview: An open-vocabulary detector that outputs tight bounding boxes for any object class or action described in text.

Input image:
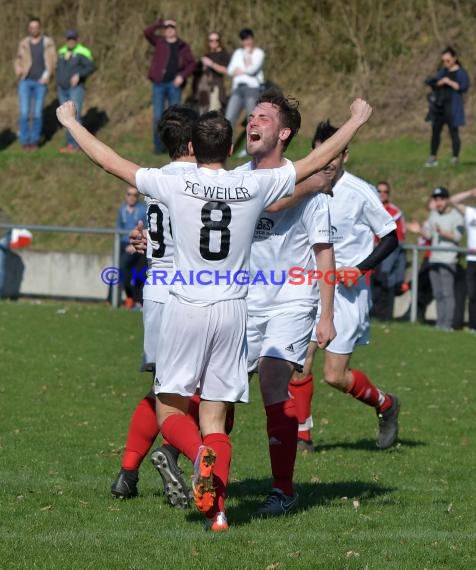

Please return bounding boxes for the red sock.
[225,405,235,435]
[288,374,314,441]
[203,433,231,517]
[265,400,298,497]
[188,393,201,427]
[122,397,160,470]
[347,369,391,412]
[160,414,202,462]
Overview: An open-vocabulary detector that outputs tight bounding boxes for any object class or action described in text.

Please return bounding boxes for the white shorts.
[247,306,317,373]
[141,298,166,372]
[154,295,249,403]
[312,281,370,354]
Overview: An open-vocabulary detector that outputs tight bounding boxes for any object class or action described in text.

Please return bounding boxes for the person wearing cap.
[143,18,196,154]
[56,28,96,153]
[14,17,57,150]
[450,187,476,332]
[411,187,464,330]
[225,28,265,155]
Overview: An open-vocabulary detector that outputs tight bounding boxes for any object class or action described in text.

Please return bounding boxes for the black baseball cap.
[65,28,78,39]
[431,186,450,198]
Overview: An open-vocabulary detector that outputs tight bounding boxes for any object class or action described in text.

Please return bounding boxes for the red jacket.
[384,202,406,243]
[144,21,196,84]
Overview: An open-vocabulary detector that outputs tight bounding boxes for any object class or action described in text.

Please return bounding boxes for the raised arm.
[56,101,139,187]
[143,19,163,45]
[293,99,372,184]
[450,188,476,214]
[265,172,332,213]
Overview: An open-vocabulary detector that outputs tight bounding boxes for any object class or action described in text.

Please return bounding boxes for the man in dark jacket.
[56,28,96,153]
[143,18,196,153]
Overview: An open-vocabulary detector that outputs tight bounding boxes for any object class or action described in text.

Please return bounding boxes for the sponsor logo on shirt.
[254,217,281,240]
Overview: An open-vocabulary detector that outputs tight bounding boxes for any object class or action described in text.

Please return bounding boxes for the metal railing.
[0,222,129,308]
[1,222,472,319]
[402,243,470,323]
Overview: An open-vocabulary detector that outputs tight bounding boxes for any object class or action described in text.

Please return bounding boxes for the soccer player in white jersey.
[287,120,401,450]
[237,90,336,516]
[56,99,372,531]
[111,105,198,505]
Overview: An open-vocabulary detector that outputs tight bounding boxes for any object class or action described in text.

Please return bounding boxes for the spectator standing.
[450,188,476,332]
[225,29,264,149]
[56,28,96,153]
[424,46,470,167]
[194,32,230,114]
[116,187,147,309]
[372,181,407,320]
[14,17,57,150]
[411,187,464,330]
[143,18,196,154]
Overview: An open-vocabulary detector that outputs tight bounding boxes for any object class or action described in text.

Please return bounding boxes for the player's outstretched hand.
[350,98,372,126]
[56,101,77,127]
[129,220,147,253]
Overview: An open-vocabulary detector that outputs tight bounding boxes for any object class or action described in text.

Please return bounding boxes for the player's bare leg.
[255,357,299,516]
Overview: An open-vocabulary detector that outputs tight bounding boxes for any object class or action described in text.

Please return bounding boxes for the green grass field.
[0,300,475,569]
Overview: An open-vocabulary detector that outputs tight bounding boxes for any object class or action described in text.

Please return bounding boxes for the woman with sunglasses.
[195,32,230,114]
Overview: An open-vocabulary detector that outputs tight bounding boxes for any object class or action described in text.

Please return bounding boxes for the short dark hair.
[192,112,232,164]
[158,105,198,160]
[255,88,301,150]
[377,180,391,191]
[239,28,254,40]
[312,120,340,149]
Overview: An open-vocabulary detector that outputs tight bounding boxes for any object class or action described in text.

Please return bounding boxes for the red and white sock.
[265,400,298,497]
[347,369,392,413]
[122,396,159,470]
[288,374,314,441]
[203,432,231,517]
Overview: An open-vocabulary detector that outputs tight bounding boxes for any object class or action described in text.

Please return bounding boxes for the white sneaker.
[424,157,438,167]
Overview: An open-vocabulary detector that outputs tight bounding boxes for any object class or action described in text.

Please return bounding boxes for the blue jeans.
[18,79,48,145]
[152,81,181,152]
[58,84,85,147]
[225,85,261,130]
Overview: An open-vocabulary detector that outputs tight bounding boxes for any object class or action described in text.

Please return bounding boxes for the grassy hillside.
[1,1,476,251]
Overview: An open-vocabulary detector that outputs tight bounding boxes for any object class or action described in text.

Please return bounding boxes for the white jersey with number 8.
[136,162,296,305]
